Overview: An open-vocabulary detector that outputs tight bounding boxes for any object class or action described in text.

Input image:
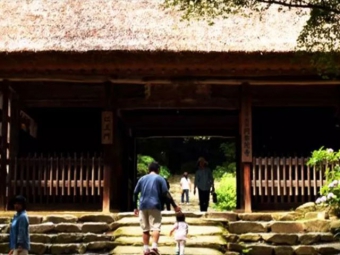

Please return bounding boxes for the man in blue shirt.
[9,195,30,255]
[134,162,181,255]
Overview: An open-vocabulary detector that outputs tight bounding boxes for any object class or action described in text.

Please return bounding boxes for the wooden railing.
[7,154,104,208]
[252,157,326,209]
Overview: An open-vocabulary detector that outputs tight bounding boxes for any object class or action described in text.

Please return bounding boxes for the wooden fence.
[7,154,104,209]
[252,157,326,209]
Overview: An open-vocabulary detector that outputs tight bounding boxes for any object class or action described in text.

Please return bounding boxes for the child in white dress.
[169,213,188,255]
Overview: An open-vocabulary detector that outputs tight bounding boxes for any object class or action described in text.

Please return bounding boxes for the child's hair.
[176,213,185,222]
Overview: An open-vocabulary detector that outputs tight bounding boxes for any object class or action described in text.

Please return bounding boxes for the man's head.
[148,161,160,174]
[183,172,188,177]
[13,195,26,212]
[198,157,208,168]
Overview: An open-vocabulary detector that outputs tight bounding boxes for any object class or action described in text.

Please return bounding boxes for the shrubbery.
[137,154,171,178]
[308,147,340,215]
[213,173,237,211]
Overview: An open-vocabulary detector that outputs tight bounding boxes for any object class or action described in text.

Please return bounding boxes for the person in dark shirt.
[133,162,181,255]
[162,178,171,211]
[194,157,214,212]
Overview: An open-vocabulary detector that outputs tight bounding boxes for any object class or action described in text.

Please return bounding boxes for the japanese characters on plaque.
[101,111,113,144]
[241,96,252,162]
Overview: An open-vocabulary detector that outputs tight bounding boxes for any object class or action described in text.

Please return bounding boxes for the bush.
[137,154,171,178]
[307,147,340,215]
[213,173,236,211]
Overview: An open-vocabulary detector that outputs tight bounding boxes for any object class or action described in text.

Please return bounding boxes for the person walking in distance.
[194,157,214,212]
[133,162,181,255]
[169,213,189,255]
[9,196,30,255]
[180,172,191,204]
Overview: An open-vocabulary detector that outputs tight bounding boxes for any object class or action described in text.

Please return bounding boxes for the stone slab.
[111,246,224,255]
[229,222,268,234]
[113,225,224,237]
[115,216,222,226]
[78,214,115,223]
[114,235,226,249]
[261,233,298,245]
[270,221,305,233]
[204,212,238,221]
[43,215,78,224]
[238,213,273,221]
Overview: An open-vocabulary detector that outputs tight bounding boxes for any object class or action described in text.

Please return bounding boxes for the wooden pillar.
[102,83,115,213]
[240,86,252,213]
[0,82,10,211]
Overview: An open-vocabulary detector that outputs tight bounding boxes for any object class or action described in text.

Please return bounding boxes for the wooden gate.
[7,154,104,210]
[251,157,326,210]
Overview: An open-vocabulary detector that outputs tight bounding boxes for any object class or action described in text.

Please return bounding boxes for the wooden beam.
[122,115,238,129]
[0,81,9,211]
[102,83,114,213]
[22,99,104,108]
[117,98,238,110]
[240,86,252,213]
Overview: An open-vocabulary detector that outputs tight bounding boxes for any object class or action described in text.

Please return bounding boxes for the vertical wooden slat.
[91,156,95,196]
[270,157,274,202]
[307,163,311,201]
[61,155,65,197]
[319,164,323,191]
[19,158,24,196]
[288,157,292,203]
[67,154,71,196]
[73,153,77,203]
[43,156,48,198]
[98,156,102,196]
[25,156,30,202]
[79,154,83,198]
[49,156,53,199]
[38,154,42,204]
[294,157,298,203]
[252,158,256,196]
[32,154,36,204]
[313,164,317,196]
[301,157,305,200]
[264,157,268,197]
[13,157,17,198]
[85,154,90,202]
[55,156,59,201]
[259,158,264,204]
[277,157,281,197]
[283,157,287,196]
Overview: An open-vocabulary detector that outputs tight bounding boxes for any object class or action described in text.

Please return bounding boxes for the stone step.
[225,232,335,245]
[116,211,205,220]
[0,214,116,224]
[114,235,227,250]
[114,216,224,227]
[228,219,332,234]
[0,222,112,234]
[111,246,224,255]
[0,233,113,243]
[228,242,340,255]
[0,241,115,254]
[113,225,225,238]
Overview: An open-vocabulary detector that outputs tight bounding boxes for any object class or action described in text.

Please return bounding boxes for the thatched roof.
[0,0,309,53]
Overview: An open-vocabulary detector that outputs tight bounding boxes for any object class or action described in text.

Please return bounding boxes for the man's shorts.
[13,249,29,255]
[139,209,162,232]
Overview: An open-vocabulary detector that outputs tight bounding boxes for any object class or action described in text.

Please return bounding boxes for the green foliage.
[307,147,340,215]
[213,173,237,211]
[137,154,171,178]
[213,142,236,180]
[163,0,340,76]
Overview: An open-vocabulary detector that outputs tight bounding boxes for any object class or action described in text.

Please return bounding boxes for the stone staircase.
[111,211,340,255]
[0,210,339,254]
[0,213,116,255]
